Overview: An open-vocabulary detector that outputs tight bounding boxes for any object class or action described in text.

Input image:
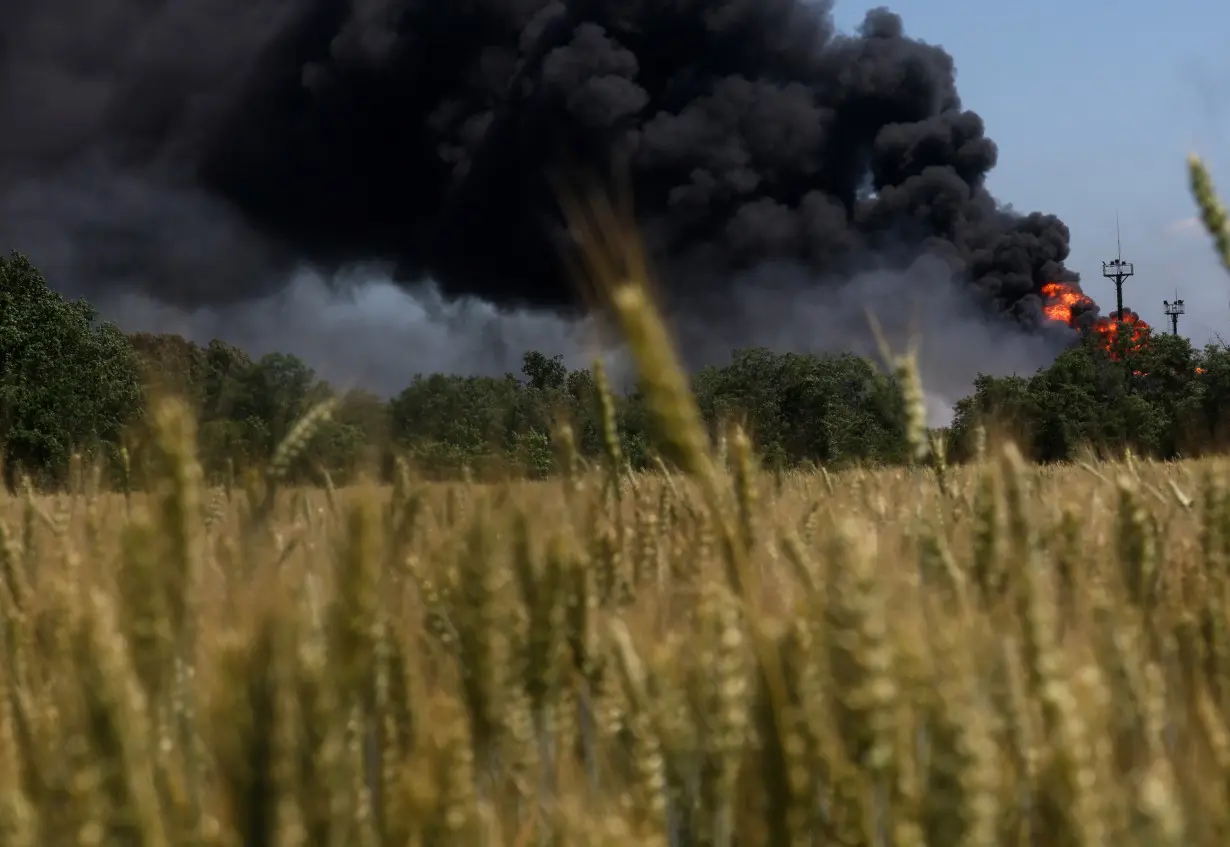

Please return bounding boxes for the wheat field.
[5,385,1230,846]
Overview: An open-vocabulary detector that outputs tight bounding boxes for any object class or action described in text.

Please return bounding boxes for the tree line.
[5,250,1230,488]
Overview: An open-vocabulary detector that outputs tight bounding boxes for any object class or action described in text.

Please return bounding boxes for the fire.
[1041,282,1211,378]
[1040,281,1094,324]
[1041,281,1151,360]
[1091,311,1150,360]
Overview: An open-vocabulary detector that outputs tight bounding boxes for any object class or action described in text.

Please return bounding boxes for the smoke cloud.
[0,0,1096,418]
[677,254,1073,425]
[103,270,627,394]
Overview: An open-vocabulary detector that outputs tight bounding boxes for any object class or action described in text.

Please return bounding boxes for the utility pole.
[1164,293,1185,336]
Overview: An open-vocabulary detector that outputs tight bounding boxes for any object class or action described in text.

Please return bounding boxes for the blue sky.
[833,0,1230,343]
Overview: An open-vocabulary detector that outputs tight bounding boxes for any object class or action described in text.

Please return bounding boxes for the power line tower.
[1163,293,1185,335]
[1103,214,1133,320]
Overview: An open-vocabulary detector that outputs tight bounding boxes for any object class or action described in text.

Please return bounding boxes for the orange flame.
[1092,311,1150,360]
[1040,281,1094,324]
[1041,282,1215,378]
[1041,281,1151,361]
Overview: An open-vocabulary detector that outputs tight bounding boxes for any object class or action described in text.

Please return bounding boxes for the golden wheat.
[5,431,1230,845]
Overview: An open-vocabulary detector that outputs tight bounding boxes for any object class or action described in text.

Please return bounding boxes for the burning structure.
[1041,280,1151,361]
[1041,274,1205,378]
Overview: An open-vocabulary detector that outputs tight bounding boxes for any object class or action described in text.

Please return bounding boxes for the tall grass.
[1190,153,1230,273]
[3,179,1230,844]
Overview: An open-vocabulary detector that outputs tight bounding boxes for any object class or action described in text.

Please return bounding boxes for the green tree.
[952,337,1182,463]
[521,351,567,391]
[201,340,256,421]
[315,389,392,482]
[692,348,907,468]
[0,252,142,485]
[390,373,528,477]
[128,332,210,409]
[231,353,324,455]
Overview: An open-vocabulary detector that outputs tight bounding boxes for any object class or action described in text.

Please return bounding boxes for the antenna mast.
[1103,212,1134,323]
[1164,289,1185,336]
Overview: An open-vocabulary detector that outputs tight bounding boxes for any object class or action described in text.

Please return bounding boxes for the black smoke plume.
[0,0,1091,329]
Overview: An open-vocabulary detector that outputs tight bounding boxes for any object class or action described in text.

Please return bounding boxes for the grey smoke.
[100,252,1067,428]
[101,270,628,394]
[673,254,1068,426]
[0,157,286,307]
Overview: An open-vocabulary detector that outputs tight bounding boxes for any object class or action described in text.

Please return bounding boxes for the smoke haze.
[105,254,1064,426]
[103,271,625,393]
